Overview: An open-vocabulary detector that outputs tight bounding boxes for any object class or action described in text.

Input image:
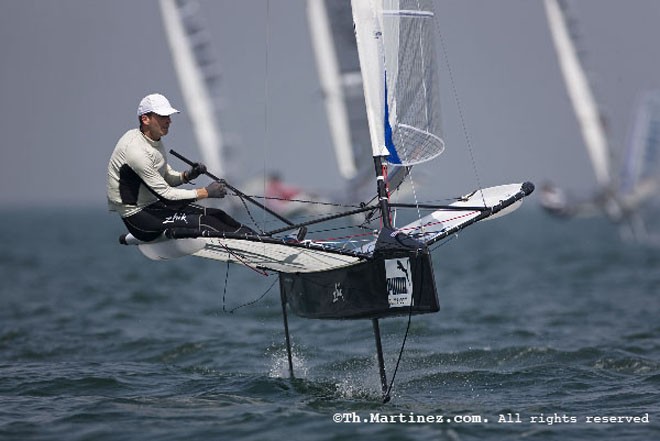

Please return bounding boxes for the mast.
[351,0,392,227]
[374,156,394,229]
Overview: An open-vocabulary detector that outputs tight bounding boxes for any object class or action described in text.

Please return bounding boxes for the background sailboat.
[619,90,660,238]
[540,0,659,240]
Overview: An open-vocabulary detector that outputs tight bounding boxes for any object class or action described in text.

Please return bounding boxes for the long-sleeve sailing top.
[107,128,197,217]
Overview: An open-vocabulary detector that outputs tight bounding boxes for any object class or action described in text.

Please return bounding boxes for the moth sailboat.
[124,0,534,401]
[540,0,659,239]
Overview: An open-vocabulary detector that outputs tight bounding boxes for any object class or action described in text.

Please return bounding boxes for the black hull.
[280,250,439,320]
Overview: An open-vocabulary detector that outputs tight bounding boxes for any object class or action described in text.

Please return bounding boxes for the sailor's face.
[142,113,172,140]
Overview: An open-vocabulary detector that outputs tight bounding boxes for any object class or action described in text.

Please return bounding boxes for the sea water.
[0,206,658,440]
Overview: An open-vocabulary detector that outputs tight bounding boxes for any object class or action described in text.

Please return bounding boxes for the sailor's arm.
[165,163,207,186]
[196,188,209,199]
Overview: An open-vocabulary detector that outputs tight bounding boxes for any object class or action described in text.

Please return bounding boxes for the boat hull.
[280,250,439,320]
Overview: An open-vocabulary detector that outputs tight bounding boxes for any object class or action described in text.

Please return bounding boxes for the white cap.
[137,93,180,116]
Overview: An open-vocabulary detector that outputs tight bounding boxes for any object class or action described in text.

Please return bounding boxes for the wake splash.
[266,346,309,379]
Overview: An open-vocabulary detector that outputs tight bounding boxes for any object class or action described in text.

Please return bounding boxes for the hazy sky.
[1,0,659,208]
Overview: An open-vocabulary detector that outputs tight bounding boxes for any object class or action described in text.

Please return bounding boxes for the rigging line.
[404,167,423,231]
[388,139,422,233]
[315,230,376,244]
[435,16,487,207]
[217,241,270,276]
[237,193,265,235]
[225,277,279,314]
[384,290,415,402]
[244,194,363,209]
[429,231,459,253]
[306,223,373,236]
[260,0,271,231]
[393,147,423,233]
[221,260,231,313]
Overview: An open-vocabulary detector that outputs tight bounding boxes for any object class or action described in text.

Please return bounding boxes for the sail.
[160,0,224,177]
[352,0,445,166]
[307,0,363,180]
[543,0,611,189]
[622,90,660,198]
[307,0,409,199]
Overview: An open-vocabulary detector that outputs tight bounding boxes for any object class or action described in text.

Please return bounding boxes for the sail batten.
[382,10,434,17]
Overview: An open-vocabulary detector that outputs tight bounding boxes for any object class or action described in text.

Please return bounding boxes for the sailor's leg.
[199,206,256,234]
[122,205,178,242]
[161,203,254,234]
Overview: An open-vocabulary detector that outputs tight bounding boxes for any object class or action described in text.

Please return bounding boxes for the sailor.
[107,93,252,242]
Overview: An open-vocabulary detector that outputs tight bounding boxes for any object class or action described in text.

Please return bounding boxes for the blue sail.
[383,79,402,165]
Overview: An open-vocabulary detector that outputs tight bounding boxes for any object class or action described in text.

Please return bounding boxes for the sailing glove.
[184,162,207,182]
[205,181,227,198]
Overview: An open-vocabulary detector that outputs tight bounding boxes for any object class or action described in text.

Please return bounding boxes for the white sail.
[622,91,660,197]
[307,0,359,180]
[352,0,445,165]
[351,0,387,159]
[160,0,224,177]
[543,0,611,189]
